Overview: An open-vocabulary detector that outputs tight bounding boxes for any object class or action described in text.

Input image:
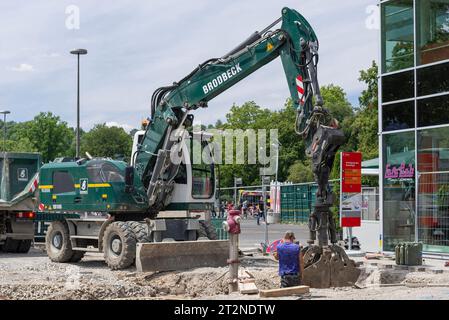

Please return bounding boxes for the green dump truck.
[0,152,41,253]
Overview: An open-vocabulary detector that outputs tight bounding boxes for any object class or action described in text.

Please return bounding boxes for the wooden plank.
[259,285,309,298]
[239,282,259,294]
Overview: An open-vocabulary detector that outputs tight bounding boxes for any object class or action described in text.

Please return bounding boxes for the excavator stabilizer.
[302,245,361,288]
[136,240,229,272]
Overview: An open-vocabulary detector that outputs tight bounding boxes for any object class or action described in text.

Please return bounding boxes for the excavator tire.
[103,222,137,270]
[127,221,151,243]
[46,221,75,263]
[198,220,217,240]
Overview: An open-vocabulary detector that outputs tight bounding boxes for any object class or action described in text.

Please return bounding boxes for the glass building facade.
[380,0,449,253]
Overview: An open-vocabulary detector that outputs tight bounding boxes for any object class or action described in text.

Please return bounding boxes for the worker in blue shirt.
[274,231,304,287]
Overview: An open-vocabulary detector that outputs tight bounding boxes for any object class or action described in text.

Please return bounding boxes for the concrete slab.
[259,285,309,298]
[239,282,259,294]
[345,250,366,258]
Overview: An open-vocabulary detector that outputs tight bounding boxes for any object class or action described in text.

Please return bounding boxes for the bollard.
[222,209,242,293]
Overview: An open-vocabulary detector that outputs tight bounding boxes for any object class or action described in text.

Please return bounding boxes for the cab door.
[51,170,78,211]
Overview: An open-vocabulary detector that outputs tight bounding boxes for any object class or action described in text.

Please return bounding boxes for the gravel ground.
[1,248,449,300]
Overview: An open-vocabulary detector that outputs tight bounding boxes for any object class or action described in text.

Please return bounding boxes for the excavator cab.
[131,130,216,214]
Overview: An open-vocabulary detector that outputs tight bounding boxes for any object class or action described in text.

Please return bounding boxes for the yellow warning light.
[267,42,274,52]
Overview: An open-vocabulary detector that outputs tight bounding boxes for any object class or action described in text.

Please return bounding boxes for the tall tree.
[17,112,74,162]
[81,124,132,161]
[321,84,354,124]
[347,60,379,161]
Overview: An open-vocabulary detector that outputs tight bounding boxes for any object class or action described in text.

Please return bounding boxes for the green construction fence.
[280,181,336,224]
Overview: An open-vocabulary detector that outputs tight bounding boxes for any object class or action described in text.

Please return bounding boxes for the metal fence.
[211,218,229,240]
[280,181,338,224]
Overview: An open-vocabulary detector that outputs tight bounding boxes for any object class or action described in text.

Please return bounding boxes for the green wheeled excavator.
[42,7,360,287]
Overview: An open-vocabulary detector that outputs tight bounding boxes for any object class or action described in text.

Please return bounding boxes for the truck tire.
[103,222,137,270]
[198,220,218,240]
[17,240,32,253]
[127,221,151,243]
[46,221,74,263]
[3,238,20,253]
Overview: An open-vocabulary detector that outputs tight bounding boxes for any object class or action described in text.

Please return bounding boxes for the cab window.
[192,163,214,199]
[87,161,125,183]
[101,163,125,183]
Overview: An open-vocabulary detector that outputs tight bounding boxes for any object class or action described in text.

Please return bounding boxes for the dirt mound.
[128,266,280,298]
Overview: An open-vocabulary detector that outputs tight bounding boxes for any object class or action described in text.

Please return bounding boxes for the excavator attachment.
[302,245,361,288]
[136,240,229,272]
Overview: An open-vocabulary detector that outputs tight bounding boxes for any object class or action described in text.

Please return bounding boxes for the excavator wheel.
[103,221,137,270]
[127,221,152,243]
[197,220,217,240]
[46,221,76,262]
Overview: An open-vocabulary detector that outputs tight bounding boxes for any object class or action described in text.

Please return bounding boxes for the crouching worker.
[274,231,304,288]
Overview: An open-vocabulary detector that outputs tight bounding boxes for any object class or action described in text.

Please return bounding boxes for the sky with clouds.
[0,0,379,132]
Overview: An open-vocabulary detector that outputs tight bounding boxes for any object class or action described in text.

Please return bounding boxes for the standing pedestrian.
[242,200,248,219]
[274,231,303,288]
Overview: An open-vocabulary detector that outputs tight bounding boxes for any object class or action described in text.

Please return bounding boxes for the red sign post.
[340,152,362,228]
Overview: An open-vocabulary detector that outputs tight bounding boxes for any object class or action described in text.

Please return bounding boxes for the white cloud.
[105,121,135,133]
[44,52,61,58]
[0,0,379,129]
[9,63,35,72]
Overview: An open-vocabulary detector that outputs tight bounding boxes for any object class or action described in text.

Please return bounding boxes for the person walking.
[274,231,303,288]
[255,204,261,225]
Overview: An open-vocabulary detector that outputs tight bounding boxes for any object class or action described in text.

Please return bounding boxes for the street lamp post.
[0,110,11,153]
[70,48,88,159]
[234,177,242,206]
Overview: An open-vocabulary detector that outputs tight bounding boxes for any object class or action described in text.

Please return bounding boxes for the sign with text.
[341,152,362,193]
[340,152,362,228]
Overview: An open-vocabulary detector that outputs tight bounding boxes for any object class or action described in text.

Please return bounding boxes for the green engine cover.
[39,159,148,213]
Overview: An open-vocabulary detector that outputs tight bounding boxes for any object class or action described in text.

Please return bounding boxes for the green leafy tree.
[347,61,379,161]
[17,112,74,162]
[321,84,354,124]
[81,124,132,161]
[5,138,37,153]
[287,160,313,183]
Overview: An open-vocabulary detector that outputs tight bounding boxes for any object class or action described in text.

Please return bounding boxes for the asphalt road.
[238,217,309,250]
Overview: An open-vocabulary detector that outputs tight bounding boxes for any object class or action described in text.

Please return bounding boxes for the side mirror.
[125,166,134,193]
